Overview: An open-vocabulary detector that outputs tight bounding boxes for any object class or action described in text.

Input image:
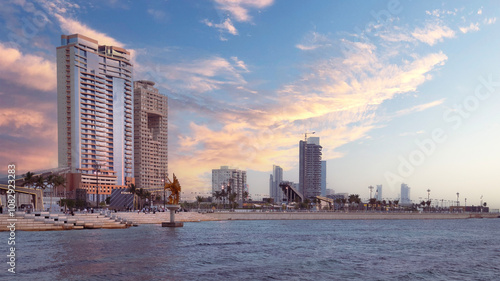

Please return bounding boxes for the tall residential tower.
[212,166,247,205]
[57,34,134,202]
[269,165,283,204]
[299,137,323,199]
[133,80,168,190]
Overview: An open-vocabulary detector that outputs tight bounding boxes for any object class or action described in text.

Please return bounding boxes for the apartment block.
[299,137,323,199]
[133,80,168,190]
[212,166,247,204]
[56,34,134,203]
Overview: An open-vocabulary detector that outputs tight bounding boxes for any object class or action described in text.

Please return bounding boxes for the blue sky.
[1,0,499,208]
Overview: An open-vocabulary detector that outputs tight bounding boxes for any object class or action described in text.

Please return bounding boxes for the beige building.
[133,80,168,190]
[56,34,134,204]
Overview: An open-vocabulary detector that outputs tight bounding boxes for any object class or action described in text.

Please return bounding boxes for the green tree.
[213,191,222,209]
[228,193,237,209]
[127,183,137,210]
[23,171,35,188]
[34,175,46,191]
[196,196,203,210]
[369,198,377,211]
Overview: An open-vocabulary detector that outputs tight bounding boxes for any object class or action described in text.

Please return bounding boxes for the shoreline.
[2,211,498,231]
[203,211,500,221]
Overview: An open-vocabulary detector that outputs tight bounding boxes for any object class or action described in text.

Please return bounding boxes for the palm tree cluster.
[126,184,152,210]
[211,190,238,209]
[23,171,66,211]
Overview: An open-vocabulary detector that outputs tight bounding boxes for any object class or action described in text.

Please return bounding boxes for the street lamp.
[94,164,102,209]
[221,185,225,209]
[161,173,167,210]
[456,192,460,207]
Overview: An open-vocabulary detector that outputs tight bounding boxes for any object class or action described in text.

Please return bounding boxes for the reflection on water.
[6,219,500,280]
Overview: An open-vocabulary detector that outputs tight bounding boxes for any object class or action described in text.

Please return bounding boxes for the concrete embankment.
[0,212,130,231]
[203,212,500,221]
[2,211,497,231]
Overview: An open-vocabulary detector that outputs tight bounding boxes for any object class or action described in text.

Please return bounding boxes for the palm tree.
[221,189,228,209]
[143,190,151,209]
[33,175,47,211]
[213,191,222,209]
[127,183,137,210]
[52,175,66,197]
[34,175,46,191]
[228,193,237,209]
[334,198,342,211]
[426,200,432,212]
[348,194,361,210]
[46,174,55,212]
[23,171,35,188]
[369,198,377,211]
[136,188,145,210]
[196,196,203,210]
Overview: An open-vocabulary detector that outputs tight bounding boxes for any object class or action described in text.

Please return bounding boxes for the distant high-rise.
[133,80,168,190]
[401,183,411,204]
[321,161,327,196]
[212,166,247,204]
[57,34,133,203]
[376,185,383,201]
[269,165,283,204]
[299,137,322,199]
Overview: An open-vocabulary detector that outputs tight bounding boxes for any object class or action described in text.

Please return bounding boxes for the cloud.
[393,99,445,117]
[147,8,166,22]
[213,0,274,22]
[138,56,248,94]
[167,37,449,191]
[425,9,458,18]
[399,130,425,137]
[0,42,56,91]
[412,22,455,45]
[203,18,238,36]
[296,32,332,51]
[0,106,58,174]
[459,22,480,33]
[54,14,124,47]
[231,56,249,72]
[483,17,497,25]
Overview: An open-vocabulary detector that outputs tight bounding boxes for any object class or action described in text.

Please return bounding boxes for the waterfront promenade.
[1,211,498,231]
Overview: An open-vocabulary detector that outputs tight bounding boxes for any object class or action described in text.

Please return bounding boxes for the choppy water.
[3,219,500,280]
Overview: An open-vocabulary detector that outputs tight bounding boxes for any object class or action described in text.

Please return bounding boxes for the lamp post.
[94,164,102,209]
[221,185,225,209]
[161,173,166,210]
[456,192,459,207]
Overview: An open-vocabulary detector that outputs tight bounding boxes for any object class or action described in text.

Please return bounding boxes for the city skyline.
[0,1,499,208]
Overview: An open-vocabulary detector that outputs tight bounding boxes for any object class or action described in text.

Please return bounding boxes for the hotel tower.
[56,34,134,203]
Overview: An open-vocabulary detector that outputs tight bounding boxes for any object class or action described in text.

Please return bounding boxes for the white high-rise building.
[212,166,247,204]
[269,165,283,204]
[376,185,383,201]
[57,34,134,203]
[401,183,411,204]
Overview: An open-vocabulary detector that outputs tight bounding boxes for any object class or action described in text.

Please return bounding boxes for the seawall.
[204,212,500,220]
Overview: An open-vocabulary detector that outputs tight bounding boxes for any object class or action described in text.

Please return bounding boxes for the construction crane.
[304,131,315,142]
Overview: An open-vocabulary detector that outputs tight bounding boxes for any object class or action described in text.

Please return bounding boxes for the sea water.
[4,219,500,280]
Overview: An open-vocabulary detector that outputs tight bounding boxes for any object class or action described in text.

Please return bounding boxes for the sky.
[0,0,499,208]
